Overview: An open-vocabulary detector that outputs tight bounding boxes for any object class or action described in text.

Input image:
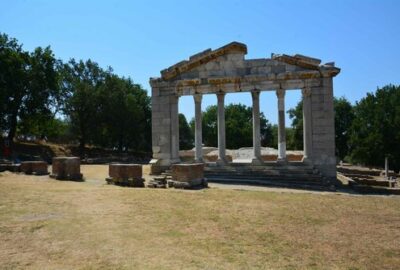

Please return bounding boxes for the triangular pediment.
[161,42,247,80]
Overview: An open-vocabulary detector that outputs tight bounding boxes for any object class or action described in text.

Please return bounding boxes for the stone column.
[170,94,180,163]
[217,92,226,164]
[251,90,262,164]
[194,94,203,162]
[276,89,286,161]
[302,87,312,162]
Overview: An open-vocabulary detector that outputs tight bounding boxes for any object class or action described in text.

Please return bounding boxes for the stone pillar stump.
[20,161,48,175]
[171,163,206,188]
[106,164,144,187]
[50,157,83,181]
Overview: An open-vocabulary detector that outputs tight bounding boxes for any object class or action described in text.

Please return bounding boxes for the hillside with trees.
[1,32,400,171]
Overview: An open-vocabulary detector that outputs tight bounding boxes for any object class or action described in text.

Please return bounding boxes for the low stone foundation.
[20,161,48,175]
[170,163,206,188]
[50,157,83,181]
[106,164,144,187]
[0,162,20,172]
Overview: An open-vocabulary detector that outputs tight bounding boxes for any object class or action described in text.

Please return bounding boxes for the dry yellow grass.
[0,167,400,270]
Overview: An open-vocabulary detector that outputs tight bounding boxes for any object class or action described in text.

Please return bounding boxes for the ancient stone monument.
[106,163,144,187]
[150,42,340,187]
[50,157,83,181]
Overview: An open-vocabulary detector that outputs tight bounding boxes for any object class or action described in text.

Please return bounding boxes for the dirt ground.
[0,166,400,269]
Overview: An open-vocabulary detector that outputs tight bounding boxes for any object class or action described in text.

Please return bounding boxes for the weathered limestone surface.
[50,157,82,181]
[171,163,205,187]
[20,161,48,175]
[109,164,142,179]
[150,42,340,183]
[106,164,144,187]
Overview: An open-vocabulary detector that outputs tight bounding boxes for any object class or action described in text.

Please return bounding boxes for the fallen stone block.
[8,164,21,172]
[106,164,144,187]
[50,157,83,181]
[20,161,48,175]
[171,163,206,188]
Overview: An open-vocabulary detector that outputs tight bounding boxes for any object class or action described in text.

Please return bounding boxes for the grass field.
[0,166,400,269]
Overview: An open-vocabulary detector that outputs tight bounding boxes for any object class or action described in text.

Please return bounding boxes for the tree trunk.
[7,111,18,151]
[79,138,85,158]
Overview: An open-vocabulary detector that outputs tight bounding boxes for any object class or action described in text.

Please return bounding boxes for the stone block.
[109,164,142,179]
[171,163,204,187]
[50,157,82,181]
[106,164,144,187]
[20,161,48,175]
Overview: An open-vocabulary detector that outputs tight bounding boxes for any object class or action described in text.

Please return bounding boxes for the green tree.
[0,33,60,144]
[179,114,194,150]
[287,102,303,150]
[349,85,400,171]
[287,96,354,156]
[97,75,151,152]
[62,59,108,156]
[334,97,354,160]
[197,104,273,149]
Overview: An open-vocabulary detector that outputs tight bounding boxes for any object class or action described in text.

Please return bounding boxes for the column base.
[216,157,228,165]
[276,158,287,164]
[194,158,204,163]
[251,157,264,165]
[170,158,181,164]
[302,157,312,164]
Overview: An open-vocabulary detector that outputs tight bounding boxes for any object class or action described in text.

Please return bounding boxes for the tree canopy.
[0,33,151,157]
[0,33,60,144]
[349,85,400,171]
[192,104,273,149]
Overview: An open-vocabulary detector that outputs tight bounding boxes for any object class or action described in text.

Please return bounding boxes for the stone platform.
[50,157,83,181]
[204,161,335,191]
[106,164,144,187]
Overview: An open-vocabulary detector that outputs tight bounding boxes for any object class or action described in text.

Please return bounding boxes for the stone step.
[206,162,314,169]
[205,165,316,171]
[204,168,317,174]
[205,174,323,183]
[206,177,332,191]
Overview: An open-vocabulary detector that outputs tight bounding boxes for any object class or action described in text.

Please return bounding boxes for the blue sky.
[1,0,399,124]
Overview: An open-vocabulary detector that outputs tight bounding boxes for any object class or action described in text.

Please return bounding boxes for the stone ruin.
[20,161,48,175]
[149,42,341,189]
[106,163,145,187]
[50,157,83,181]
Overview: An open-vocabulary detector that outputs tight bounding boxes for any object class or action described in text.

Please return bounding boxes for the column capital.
[276,88,286,99]
[193,93,202,103]
[251,90,260,100]
[302,87,312,97]
[217,92,226,101]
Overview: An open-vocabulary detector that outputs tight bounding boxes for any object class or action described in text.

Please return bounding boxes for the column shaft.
[251,91,262,163]
[170,94,180,163]
[302,88,312,161]
[276,89,286,160]
[194,94,203,162]
[217,92,226,163]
